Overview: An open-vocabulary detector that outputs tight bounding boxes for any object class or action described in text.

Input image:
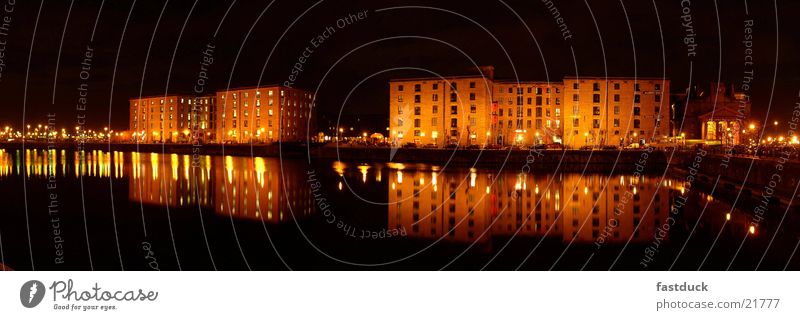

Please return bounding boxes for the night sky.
[0,0,797,132]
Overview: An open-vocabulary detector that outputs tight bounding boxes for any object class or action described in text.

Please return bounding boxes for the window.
[397,106,403,115]
[414,119,421,127]
[499,109,504,116]
[414,106,421,115]
[398,85,404,91]
[397,119,403,126]
[398,95,403,102]
[517,96,524,105]
[634,119,641,128]
[432,105,438,114]
[414,95,421,103]
[634,107,641,116]
[469,117,476,126]
[536,88,543,95]
[634,83,640,91]
[593,107,601,116]
[432,94,438,102]
[450,93,457,102]
[450,105,458,114]
[593,82,600,91]
[573,119,580,127]
[572,94,579,102]
[469,82,476,88]
[470,104,477,113]
[614,83,620,90]
[614,105,620,115]
[536,119,542,129]
[450,118,458,128]
[527,97,532,105]
[432,118,438,126]
[414,84,421,92]
[655,84,661,91]
[555,98,561,105]
[655,94,661,102]
[527,108,532,117]
[634,94,640,103]
[414,130,421,136]
[536,96,543,106]
[614,94,620,102]
[536,107,542,117]
[433,83,439,90]
[573,83,579,89]
[593,94,600,103]
[593,119,600,129]
[614,119,620,127]
[527,120,532,128]
[469,93,476,100]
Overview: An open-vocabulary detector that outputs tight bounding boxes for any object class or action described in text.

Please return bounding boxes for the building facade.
[492,81,564,145]
[129,95,216,143]
[215,86,314,143]
[562,77,670,148]
[389,75,494,147]
[673,83,751,145]
[389,70,669,148]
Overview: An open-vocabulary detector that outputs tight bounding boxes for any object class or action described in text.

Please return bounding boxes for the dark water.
[0,148,797,270]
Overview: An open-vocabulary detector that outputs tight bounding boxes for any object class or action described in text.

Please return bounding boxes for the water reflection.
[388,167,671,245]
[0,148,758,246]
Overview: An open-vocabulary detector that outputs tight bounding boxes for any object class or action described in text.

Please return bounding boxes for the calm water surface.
[0,149,797,270]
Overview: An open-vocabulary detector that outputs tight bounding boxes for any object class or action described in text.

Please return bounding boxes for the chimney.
[471,66,495,80]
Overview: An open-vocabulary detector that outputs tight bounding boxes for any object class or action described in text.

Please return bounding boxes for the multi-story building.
[389,70,668,148]
[215,86,314,143]
[389,69,495,147]
[562,77,670,148]
[129,95,216,143]
[492,81,564,145]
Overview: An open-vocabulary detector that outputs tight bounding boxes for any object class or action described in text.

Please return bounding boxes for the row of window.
[572,82,662,92]
[572,118,645,129]
[572,93,661,103]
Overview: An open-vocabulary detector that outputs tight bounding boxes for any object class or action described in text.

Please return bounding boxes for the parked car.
[601,145,619,150]
[445,143,459,149]
[422,143,437,149]
[484,144,502,150]
[465,144,482,150]
[579,145,593,151]
[402,142,418,148]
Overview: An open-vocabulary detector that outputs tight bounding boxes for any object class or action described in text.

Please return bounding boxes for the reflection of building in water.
[388,167,493,245]
[560,174,665,243]
[128,152,213,207]
[213,156,311,222]
[388,168,670,244]
[0,149,125,179]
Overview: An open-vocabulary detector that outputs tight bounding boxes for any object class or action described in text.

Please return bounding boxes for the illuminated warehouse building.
[129,95,216,143]
[389,67,670,148]
[215,86,315,143]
